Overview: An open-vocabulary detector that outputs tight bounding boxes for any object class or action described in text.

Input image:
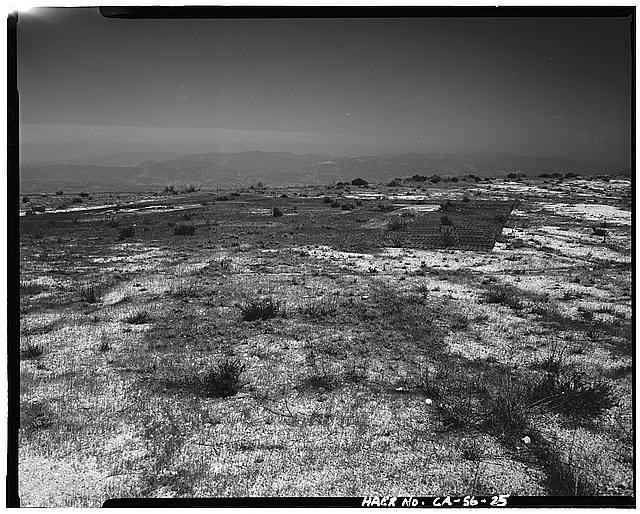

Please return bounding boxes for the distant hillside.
[49,151,192,168]
[19,151,603,192]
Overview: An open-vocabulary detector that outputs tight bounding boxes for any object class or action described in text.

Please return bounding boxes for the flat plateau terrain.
[18,177,632,505]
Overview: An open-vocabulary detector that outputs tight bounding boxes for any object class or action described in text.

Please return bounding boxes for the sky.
[18,8,632,168]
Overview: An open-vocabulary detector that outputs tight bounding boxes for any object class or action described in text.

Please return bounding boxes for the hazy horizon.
[18,8,632,169]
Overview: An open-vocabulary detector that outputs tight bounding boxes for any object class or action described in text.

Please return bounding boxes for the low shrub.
[387,218,407,232]
[485,376,529,440]
[123,309,153,325]
[174,223,196,236]
[117,226,135,240]
[299,297,338,318]
[26,206,45,215]
[98,337,110,352]
[484,284,523,310]
[201,357,247,397]
[529,373,615,421]
[272,207,283,217]
[165,182,201,194]
[21,400,53,432]
[20,282,44,296]
[240,296,282,321]
[80,285,101,304]
[21,342,43,360]
[535,341,568,375]
[460,439,484,461]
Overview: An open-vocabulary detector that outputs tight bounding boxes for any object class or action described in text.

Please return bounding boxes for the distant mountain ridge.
[20,150,608,192]
[47,151,193,168]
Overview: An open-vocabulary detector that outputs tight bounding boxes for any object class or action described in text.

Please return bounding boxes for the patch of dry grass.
[18,180,632,504]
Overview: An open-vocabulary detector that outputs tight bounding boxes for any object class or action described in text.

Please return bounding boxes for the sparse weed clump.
[535,341,569,375]
[200,357,247,397]
[299,296,338,318]
[123,309,153,325]
[484,284,523,310]
[21,342,43,360]
[165,181,201,194]
[218,257,232,270]
[485,376,529,440]
[331,200,341,208]
[240,296,283,321]
[460,439,484,461]
[21,400,53,433]
[174,223,196,236]
[26,206,45,215]
[80,285,101,304]
[272,207,284,217]
[529,373,615,422]
[98,337,110,352]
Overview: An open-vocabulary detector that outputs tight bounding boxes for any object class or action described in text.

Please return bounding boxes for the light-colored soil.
[18,177,633,505]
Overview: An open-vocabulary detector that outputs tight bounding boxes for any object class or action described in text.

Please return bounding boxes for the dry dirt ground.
[18,177,632,505]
